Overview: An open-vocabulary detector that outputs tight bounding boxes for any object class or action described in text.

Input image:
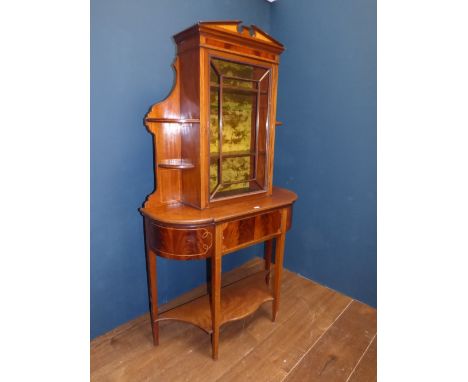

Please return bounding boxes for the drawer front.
[222,209,282,252]
[147,222,214,260]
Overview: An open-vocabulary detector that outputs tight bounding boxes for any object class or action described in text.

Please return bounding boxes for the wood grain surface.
[285,300,377,382]
[146,221,214,260]
[140,186,297,226]
[347,337,377,382]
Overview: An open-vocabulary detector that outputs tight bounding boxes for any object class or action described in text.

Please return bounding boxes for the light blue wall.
[91,0,271,339]
[91,0,376,339]
[271,0,377,307]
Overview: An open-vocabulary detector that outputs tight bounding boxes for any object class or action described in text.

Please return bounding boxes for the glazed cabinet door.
[208,56,271,201]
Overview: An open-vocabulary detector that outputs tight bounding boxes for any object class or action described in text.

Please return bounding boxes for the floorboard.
[90,258,376,382]
[284,300,377,382]
[347,337,377,382]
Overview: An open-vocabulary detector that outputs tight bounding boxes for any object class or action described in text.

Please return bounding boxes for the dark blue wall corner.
[91,0,271,339]
[271,0,377,307]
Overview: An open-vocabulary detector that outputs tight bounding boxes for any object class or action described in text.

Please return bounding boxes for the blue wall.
[91,0,376,339]
[271,0,377,307]
[91,0,271,339]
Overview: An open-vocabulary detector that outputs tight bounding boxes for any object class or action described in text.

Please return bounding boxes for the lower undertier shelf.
[157,271,273,333]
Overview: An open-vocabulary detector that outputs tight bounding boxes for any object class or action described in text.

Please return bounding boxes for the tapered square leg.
[264,239,273,284]
[145,221,159,346]
[146,250,159,345]
[210,225,223,360]
[272,209,288,322]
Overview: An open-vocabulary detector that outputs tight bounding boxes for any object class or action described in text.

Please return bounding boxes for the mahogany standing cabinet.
[140,21,297,360]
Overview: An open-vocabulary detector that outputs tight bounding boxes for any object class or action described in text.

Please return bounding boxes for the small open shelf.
[145,117,200,124]
[158,271,273,333]
[158,159,194,169]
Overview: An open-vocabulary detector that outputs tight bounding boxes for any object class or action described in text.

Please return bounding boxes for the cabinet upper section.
[143,21,284,210]
[174,21,284,63]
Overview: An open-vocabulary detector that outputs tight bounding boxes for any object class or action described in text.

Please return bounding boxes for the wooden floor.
[91,259,376,382]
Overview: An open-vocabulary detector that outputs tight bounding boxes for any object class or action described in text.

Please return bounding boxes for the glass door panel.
[209,58,270,199]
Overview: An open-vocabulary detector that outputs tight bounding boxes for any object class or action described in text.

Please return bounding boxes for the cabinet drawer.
[222,210,282,253]
[147,222,214,260]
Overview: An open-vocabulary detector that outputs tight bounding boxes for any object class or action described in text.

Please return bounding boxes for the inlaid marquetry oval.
[148,222,214,260]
